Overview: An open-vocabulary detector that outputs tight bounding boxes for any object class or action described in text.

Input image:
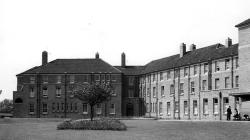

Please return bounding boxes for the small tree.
[0,99,13,113]
[73,83,113,121]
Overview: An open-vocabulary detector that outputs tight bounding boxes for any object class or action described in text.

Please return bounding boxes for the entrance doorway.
[126,103,134,116]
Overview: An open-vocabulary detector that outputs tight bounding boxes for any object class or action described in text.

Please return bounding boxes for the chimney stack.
[42,51,48,66]
[121,52,126,67]
[190,44,196,51]
[95,52,99,59]
[225,37,232,47]
[180,43,186,58]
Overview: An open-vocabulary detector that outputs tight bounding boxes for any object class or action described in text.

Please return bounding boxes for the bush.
[57,118,127,131]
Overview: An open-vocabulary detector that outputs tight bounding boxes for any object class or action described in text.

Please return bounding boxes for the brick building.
[13,18,250,120]
[140,18,250,120]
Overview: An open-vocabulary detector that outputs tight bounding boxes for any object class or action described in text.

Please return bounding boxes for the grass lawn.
[0,118,250,140]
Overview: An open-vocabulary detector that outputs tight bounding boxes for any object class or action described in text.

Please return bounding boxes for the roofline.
[17,72,123,76]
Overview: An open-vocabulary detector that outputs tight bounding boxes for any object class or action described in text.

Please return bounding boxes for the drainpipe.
[64,72,67,118]
[36,72,40,118]
[188,65,191,120]
[198,63,201,120]
[156,72,159,119]
[219,91,222,120]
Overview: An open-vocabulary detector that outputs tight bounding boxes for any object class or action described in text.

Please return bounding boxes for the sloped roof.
[235,19,250,28]
[114,66,145,75]
[141,43,238,74]
[18,59,121,75]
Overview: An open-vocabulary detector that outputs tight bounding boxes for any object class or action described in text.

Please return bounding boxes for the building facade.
[13,18,250,120]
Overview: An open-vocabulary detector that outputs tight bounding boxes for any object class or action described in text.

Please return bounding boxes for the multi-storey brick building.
[140,18,250,120]
[13,18,250,120]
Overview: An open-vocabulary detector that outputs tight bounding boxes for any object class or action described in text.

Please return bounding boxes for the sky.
[0,0,250,101]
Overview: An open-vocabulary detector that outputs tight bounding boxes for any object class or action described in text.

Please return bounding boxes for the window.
[153,87,156,97]
[42,103,48,114]
[159,102,163,114]
[74,103,78,111]
[194,65,197,75]
[101,75,105,81]
[96,104,102,114]
[30,76,35,84]
[147,75,150,82]
[175,70,179,78]
[160,72,163,81]
[129,77,134,86]
[70,103,73,111]
[167,102,171,115]
[215,61,220,72]
[146,103,149,112]
[52,103,55,111]
[235,57,239,68]
[43,76,48,83]
[203,99,208,115]
[215,78,220,89]
[70,75,75,83]
[152,74,156,82]
[147,88,150,97]
[161,86,164,96]
[225,77,230,89]
[29,87,35,98]
[225,59,230,70]
[170,84,174,94]
[180,83,184,94]
[110,104,115,114]
[150,103,153,112]
[83,103,88,114]
[61,103,64,111]
[167,71,171,80]
[57,103,60,111]
[191,82,195,93]
[42,87,48,98]
[213,98,218,114]
[235,76,239,87]
[56,87,61,97]
[184,101,188,115]
[175,101,179,113]
[29,103,35,114]
[56,75,61,83]
[223,97,229,114]
[152,103,155,112]
[204,63,208,74]
[106,75,110,81]
[202,80,207,91]
[193,100,198,115]
[184,67,188,77]
[128,89,134,98]
[111,75,116,81]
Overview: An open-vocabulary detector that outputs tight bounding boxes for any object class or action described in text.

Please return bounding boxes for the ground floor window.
[57,103,60,111]
[150,103,153,112]
[110,104,115,114]
[167,102,171,115]
[146,103,149,112]
[96,103,102,114]
[52,103,55,111]
[29,103,35,114]
[159,102,163,114]
[223,97,229,114]
[203,98,208,115]
[193,100,198,115]
[184,101,188,115]
[74,103,78,111]
[213,98,218,115]
[83,103,88,114]
[42,103,48,114]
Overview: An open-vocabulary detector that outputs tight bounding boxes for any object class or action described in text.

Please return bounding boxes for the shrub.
[57,118,127,131]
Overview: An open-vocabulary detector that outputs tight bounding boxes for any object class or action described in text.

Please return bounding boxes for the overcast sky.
[0,0,250,101]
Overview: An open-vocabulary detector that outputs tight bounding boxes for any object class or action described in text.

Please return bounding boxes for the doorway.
[126,103,134,116]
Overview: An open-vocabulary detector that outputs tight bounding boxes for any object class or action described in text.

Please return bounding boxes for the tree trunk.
[90,105,94,121]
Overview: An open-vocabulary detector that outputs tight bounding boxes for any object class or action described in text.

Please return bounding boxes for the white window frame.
[42,87,48,98]
[202,80,207,91]
[167,102,171,115]
[161,86,164,96]
[57,75,62,83]
[225,77,230,89]
[215,78,220,90]
[184,101,188,115]
[180,83,184,94]
[30,76,35,84]
[203,98,208,115]
[56,87,61,97]
[213,98,219,115]
[96,103,102,115]
[29,87,35,98]
[29,103,35,114]
[225,59,230,70]
[83,103,88,114]
[191,82,195,93]
[42,103,48,114]
[109,103,115,114]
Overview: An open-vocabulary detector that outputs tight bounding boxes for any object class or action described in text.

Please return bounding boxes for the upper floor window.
[235,76,239,87]
[194,65,198,75]
[159,102,163,114]
[128,89,134,98]
[215,61,220,72]
[160,72,163,81]
[180,83,184,94]
[56,87,61,97]
[175,70,179,78]
[202,80,207,91]
[147,88,150,97]
[42,87,48,98]
[167,71,171,80]
[153,87,156,97]
[161,86,164,96]
[83,103,88,114]
[170,84,174,94]
[225,77,230,89]
[69,75,75,83]
[56,75,61,83]
[101,75,105,81]
[235,57,239,68]
[111,75,116,81]
[191,81,195,93]
[43,76,48,83]
[215,78,220,89]
[29,87,35,98]
[129,77,134,86]
[30,76,35,84]
[184,67,188,77]
[225,59,230,70]
[152,74,156,82]
[95,75,100,81]
[29,103,35,114]
[204,63,208,74]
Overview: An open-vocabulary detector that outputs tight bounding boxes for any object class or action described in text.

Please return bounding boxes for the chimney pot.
[225,37,232,47]
[180,43,186,58]
[95,52,99,59]
[42,51,48,65]
[190,44,196,51]
[121,52,126,67]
